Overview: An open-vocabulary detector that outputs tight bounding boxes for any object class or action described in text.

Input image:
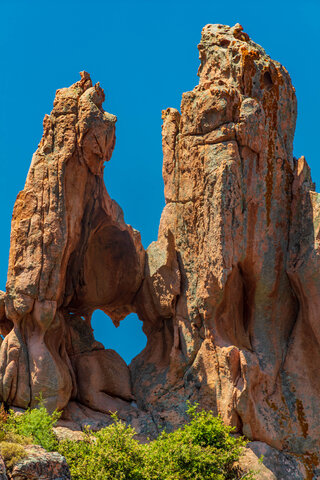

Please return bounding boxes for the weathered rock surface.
[0,71,148,429]
[131,23,320,477]
[52,427,85,443]
[9,445,70,480]
[239,441,318,479]
[1,23,320,479]
[0,456,7,480]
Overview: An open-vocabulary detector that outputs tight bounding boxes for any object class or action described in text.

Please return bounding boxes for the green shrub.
[58,404,249,480]
[0,397,60,470]
[3,396,60,451]
[142,403,246,480]
[58,414,145,480]
[0,441,26,469]
[0,431,32,445]
[0,403,32,462]
[0,400,253,479]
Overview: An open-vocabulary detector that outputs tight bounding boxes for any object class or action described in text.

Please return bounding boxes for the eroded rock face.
[0,456,7,480]
[131,23,320,469]
[1,23,320,478]
[0,72,145,418]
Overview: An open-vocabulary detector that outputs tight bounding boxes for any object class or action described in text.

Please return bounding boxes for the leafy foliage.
[58,414,145,480]
[0,396,60,469]
[141,403,247,480]
[0,400,254,479]
[0,441,27,469]
[58,404,250,480]
[0,403,30,470]
[7,402,60,451]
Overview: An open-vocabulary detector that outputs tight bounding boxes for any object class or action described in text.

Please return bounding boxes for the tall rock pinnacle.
[132,23,320,462]
[1,23,320,476]
[0,71,145,416]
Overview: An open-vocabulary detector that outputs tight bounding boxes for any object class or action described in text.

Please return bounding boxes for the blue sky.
[0,0,319,363]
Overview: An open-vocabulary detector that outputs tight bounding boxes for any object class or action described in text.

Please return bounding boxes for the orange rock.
[10,445,70,479]
[0,71,144,415]
[1,24,320,476]
[131,24,320,471]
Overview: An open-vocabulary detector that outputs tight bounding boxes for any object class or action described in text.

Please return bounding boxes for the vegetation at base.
[141,404,250,480]
[6,395,60,451]
[0,441,27,469]
[0,404,30,469]
[0,396,60,470]
[0,400,255,479]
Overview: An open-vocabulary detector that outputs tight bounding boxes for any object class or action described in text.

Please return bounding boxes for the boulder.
[0,456,7,480]
[10,445,70,480]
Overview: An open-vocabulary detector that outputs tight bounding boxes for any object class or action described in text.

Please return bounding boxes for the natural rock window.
[91,311,147,364]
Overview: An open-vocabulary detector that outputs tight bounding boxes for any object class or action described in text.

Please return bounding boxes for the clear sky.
[0,0,319,363]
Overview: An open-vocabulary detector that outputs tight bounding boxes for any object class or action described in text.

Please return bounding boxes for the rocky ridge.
[1,23,320,479]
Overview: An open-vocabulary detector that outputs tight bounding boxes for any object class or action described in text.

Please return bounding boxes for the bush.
[0,442,26,469]
[58,415,145,480]
[142,403,246,480]
[5,396,60,451]
[58,404,249,480]
[0,403,31,470]
[0,395,60,471]
[0,400,253,479]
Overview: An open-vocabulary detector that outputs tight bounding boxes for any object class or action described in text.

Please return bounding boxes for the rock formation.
[1,23,320,478]
[0,72,149,431]
[3,446,71,480]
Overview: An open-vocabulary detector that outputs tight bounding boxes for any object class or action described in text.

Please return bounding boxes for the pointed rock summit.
[1,24,320,477]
